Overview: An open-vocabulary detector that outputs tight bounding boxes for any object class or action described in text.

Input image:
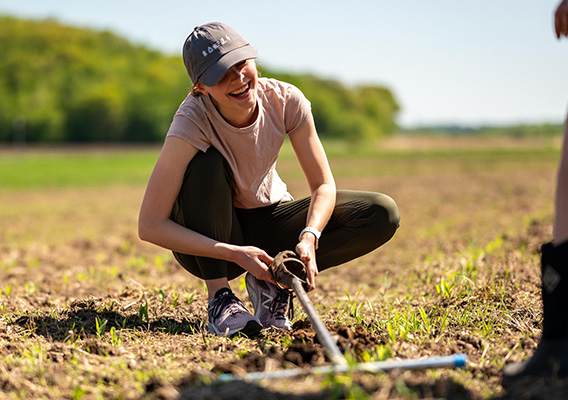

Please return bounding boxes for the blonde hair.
[190,86,202,97]
[190,82,203,97]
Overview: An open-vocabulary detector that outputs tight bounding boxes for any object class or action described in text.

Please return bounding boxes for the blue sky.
[1,0,566,127]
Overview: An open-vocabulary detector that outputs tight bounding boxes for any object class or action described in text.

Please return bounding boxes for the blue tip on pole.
[453,354,468,368]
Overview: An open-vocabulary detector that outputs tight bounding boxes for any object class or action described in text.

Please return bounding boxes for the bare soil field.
[0,138,563,399]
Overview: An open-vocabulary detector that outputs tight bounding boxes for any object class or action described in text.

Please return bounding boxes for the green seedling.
[138,301,149,323]
[110,326,121,346]
[184,290,196,305]
[344,288,364,323]
[172,292,180,308]
[95,316,108,338]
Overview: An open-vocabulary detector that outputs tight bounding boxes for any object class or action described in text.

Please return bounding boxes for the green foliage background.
[0,16,190,143]
[0,15,400,143]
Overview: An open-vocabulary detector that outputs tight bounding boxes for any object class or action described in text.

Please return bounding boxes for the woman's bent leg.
[237,190,400,270]
[171,148,261,335]
[171,147,246,281]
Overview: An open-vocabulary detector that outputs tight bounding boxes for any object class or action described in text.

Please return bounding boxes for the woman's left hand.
[295,240,318,291]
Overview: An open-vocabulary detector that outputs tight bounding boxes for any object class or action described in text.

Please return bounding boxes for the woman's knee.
[377,193,400,226]
[367,192,400,241]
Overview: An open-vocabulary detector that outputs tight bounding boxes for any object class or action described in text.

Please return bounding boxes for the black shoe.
[503,242,568,382]
[503,339,568,382]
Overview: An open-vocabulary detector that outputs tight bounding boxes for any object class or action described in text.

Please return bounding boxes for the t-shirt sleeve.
[166,111,211,152]
[284,84,313,138]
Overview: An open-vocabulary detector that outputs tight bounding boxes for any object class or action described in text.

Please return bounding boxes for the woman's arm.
[289,117,336,290]
[138,136,275,282]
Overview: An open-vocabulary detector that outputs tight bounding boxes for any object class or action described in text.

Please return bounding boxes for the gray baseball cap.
[182,22,258,86]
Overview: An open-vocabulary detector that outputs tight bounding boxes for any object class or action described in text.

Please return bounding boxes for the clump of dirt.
[186,320,385,380]
[180,320,385,389]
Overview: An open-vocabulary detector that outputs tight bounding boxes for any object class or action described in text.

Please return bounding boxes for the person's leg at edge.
[171,147,261,335]
[503,115,568,380]
[555,115,568,246]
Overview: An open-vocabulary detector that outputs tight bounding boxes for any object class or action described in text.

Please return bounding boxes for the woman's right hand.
[230,245,276,284]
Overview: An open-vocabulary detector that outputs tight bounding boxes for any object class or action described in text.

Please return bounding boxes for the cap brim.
[199,45,258,87]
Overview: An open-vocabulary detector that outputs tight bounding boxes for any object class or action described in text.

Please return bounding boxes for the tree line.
[0,15,400,144]
[403,123,563,137]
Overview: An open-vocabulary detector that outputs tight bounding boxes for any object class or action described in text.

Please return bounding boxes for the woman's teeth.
[230,84,249,96]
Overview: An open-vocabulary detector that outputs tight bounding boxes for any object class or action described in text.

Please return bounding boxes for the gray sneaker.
[207,288,262,336]
[245,273,294,330]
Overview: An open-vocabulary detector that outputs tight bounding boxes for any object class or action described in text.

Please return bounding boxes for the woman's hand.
[230,245,276,285]
[556,0,568,39]
[296,238,319,291]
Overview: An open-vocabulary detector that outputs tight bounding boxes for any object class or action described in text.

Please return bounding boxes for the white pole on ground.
[217,353,467,382]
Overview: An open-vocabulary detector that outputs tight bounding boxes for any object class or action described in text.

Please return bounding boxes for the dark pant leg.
[171,147,246,281]
[236,190,400,270]
[316,190,400,269]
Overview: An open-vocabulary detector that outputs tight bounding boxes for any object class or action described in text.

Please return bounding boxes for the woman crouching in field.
[138,22,400,336]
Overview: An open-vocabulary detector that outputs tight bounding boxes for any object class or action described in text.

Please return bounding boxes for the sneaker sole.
[207,319,263,337]
[239,319,263,337]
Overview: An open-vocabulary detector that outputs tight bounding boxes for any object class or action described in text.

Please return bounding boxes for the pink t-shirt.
[166,78,312,209]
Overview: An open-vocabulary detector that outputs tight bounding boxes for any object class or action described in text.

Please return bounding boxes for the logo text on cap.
[202,35,232,57]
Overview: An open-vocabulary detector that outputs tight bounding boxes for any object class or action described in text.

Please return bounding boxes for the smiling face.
[197,59,259,128]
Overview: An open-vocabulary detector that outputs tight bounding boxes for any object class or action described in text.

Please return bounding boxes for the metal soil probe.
[269,250,348,366]
[217,251,467,382]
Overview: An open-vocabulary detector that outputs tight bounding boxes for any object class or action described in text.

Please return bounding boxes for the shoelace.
[209,292,244,320]
[269,289,294,321]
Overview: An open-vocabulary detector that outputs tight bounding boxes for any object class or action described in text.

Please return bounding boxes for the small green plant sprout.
[184,290,195,305]
[128,255,147,269]
[102,301,115,313]
[386,321,397,344]
[375,343,393,361]
[395,377,415,398]
[172,292,180,308]
[138,301,149,324]
[158,288,166,304]
[3,285,12,297]
[95,316,108,338]
[344,288,364,323]
[438,309,450,333]
[485,235,504,254]
[418,307,433,336]
[280,336,292,348]
[435,276,455,299]
[357,343,392,363]
[321,369,367,399]
[72,385,88,400]
[110,326,121,346]
[25,281,37,295]
[66,322,79,344]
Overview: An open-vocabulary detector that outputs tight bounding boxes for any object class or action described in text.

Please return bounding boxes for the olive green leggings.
[171,147,400,281]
